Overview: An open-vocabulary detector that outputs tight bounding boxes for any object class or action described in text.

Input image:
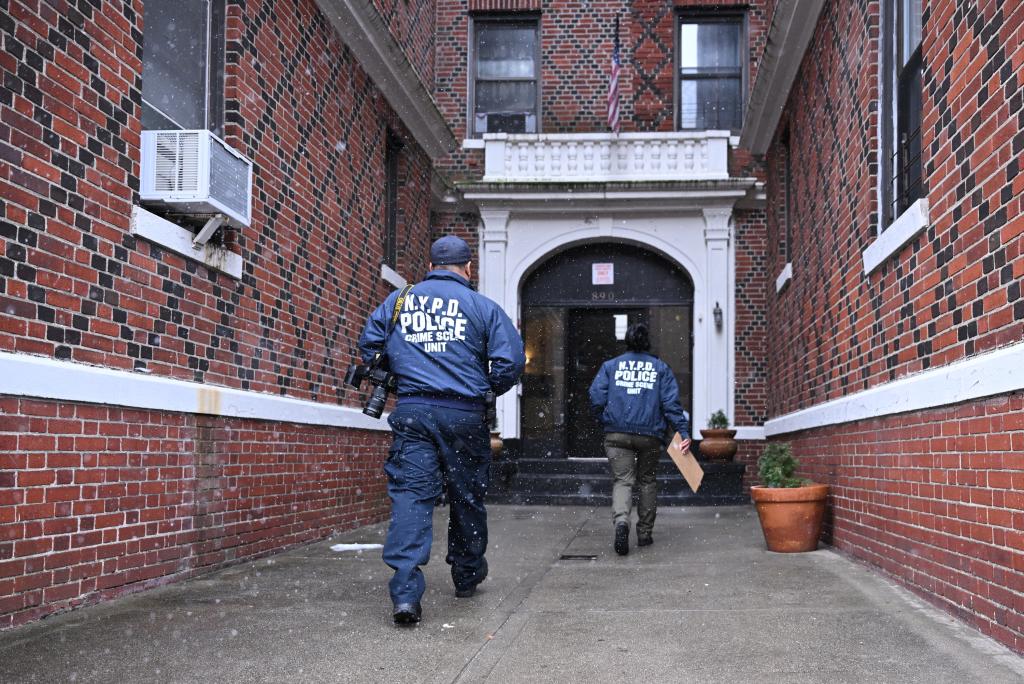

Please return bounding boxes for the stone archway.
[518,242,695,459]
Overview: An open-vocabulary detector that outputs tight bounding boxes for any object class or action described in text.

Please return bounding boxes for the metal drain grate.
[558,554,598,561]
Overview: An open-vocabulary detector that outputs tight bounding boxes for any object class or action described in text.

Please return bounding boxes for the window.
[677,17,744,131]
[383,134,401,269]
[881,0,923,226]
[470,18,539,136]
[141,0,226,135]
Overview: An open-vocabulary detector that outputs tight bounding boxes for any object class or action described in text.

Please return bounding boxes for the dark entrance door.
[520,243,694,460]
[565,308,647,458]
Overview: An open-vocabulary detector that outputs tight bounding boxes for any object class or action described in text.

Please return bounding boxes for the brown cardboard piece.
[666,432,703,493]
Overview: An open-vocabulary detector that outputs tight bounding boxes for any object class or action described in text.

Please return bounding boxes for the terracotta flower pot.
[750,483,829,552]
[699,428,738,461]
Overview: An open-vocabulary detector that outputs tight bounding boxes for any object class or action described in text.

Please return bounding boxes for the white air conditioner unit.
[140,130,253,237]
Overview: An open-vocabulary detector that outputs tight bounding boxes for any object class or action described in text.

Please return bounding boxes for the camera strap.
[388,284,414,335]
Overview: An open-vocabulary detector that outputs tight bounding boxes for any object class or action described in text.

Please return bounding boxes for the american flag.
[607,16,621,134]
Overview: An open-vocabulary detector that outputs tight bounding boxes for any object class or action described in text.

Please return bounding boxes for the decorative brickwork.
[759,0,1024,656]
[765,0,1023,415]
[0,395,390,630]
[0,0,431,402]
[784,394,1024,654]
[734,209,768,427]
[370,0,437,86]
[0,0,430,628]
[435,0,769,137]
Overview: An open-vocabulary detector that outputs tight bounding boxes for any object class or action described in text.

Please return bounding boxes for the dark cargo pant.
[603,432,663,535]
[384,402,491,606]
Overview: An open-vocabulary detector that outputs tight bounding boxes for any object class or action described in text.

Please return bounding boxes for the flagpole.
[608,14,621,137]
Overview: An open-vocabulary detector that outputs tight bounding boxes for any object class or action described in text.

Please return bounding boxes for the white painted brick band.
[0,351,389,432]
[765,342,1024,436]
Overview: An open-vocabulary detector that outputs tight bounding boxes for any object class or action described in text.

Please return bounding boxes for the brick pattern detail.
[733,440,761,489]
[759,0,1024,656]
[764,0,1024,417]
[371,0,437,86]
[0,396,390,630]
[0,0,431,401]
[734,210,767,427]
[435,0,769,139]
[629,0,768,132]
[783,394,1024,655]
[0,0,431,629]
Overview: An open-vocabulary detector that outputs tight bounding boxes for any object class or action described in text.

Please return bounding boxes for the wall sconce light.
[713,302,723,330]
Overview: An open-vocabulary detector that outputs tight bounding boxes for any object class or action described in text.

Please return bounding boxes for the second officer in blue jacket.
[359,236,525,626]
[589,323,691,555]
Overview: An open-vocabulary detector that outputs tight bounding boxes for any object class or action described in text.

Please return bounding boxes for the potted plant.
[699,410,737,461]
[749,443,829,552]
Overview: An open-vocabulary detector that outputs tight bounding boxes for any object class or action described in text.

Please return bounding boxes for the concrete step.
[488,457,748,507]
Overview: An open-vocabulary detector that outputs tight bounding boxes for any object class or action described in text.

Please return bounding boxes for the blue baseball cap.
[430,236,472,265]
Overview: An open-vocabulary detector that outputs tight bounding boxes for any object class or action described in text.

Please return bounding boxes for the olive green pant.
[603,432,663,535]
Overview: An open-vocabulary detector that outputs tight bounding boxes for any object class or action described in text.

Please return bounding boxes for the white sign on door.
[614,314,628,340]
[592,262,614,285]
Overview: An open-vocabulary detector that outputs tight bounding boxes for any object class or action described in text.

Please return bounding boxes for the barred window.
[881,0,924,226]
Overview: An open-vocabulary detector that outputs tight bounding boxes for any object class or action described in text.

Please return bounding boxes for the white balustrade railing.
[481,131,730,183]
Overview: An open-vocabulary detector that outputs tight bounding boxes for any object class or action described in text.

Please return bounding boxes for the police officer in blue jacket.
[358,236,525,625]
[589,323,691,555]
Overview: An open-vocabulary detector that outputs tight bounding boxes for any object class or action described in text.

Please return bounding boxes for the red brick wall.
[761,0,1024,655]
[734,439,761,488]
[734,209,768,427]
[0,0,431,401]
[370,0,437,86]
[0,395,390,629]
[784,394,1024,654]
[765,0,1024,416]
[0,0,429,628]
[434,0,770,138]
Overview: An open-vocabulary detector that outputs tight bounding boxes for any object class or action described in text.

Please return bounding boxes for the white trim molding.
[765,341,1024,436]
[740,0,827,154]
[482,131,731,183]
[380,263,407,289]
[131,206,243,279]
[0,351,390,432]
[733,426,766,441]
[862,198,930,274]
[314,0,455,159]
[775,262,793,293]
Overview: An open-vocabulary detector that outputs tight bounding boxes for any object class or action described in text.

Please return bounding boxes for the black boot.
[614,522,630,556]
[637,531,653,547]
[393,602,422,626]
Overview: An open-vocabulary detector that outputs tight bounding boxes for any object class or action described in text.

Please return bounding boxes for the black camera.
[345,354,397,419]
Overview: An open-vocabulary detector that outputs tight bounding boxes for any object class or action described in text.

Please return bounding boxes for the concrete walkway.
[1,505,1022,683]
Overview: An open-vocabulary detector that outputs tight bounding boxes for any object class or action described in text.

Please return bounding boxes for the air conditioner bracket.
[192,214,226,248]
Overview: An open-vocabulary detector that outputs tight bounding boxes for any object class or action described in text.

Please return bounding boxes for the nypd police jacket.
[358,270,525,404]
[588,352,691,443]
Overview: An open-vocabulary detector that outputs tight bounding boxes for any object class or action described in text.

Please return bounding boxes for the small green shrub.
[758,443,807,488]
[708,410,729,429]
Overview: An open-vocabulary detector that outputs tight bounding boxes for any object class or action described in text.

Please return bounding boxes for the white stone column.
[703,206,734,430]
[477,208,518,438]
